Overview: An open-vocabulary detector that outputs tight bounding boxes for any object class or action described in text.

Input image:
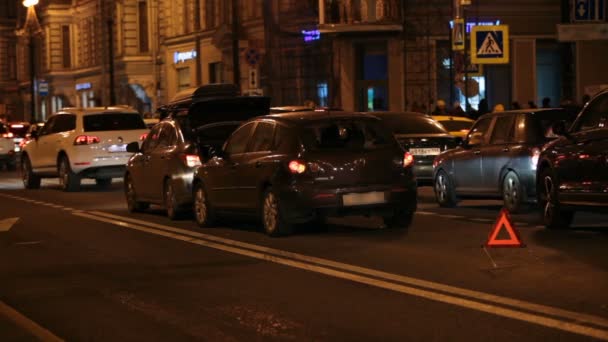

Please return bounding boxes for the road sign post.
[470,25,510,64]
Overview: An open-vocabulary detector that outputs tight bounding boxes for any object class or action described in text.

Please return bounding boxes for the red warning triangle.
[485,209,524,247]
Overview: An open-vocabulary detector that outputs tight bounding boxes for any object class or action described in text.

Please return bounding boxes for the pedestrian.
[449,101,466,116]
[542,97,551,108]
[528,100,537,109]
[511,101,521,110]
[431,99,448,115]
[493,103,505,112]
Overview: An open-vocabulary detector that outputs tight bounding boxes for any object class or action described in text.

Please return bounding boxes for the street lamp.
[18,0,42,123]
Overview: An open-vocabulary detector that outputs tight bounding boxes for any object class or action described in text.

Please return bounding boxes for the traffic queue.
[15,84,608,236]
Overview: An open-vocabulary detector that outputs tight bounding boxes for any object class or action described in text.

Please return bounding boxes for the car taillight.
[19,139,27,148]
[288,160,306,174]
[74,135,100,145]
[2,132,13,139]
[530,147,540,170]
[181,154,202,168]
[139,133,148,141]
[403,152,414,168]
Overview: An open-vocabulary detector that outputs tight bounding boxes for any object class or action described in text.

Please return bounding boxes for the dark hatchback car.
[124,84,270,219]
[433,108,577,212]
[537,90,608,229]
[371,112,461,185]
[191,112,417,236]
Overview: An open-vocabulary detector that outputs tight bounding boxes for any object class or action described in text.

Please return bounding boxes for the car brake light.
[403,152,414,168]
[530,147,540,170]
[139,133,148,141]
[74,135,100,145]
[2,132,13,138]
[181,154,202,168]
[288,160,306,174]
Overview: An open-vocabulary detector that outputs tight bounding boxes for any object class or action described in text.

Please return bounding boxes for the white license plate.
[409,147,441,156]
[342,192,386,206]
[108,144,127,153]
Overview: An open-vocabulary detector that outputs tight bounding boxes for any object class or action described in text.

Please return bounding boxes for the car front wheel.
[434,170,457,207]
[539,168,574,229]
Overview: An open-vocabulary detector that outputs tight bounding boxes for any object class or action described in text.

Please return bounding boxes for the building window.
[205,0,216,29]
[178,67,191,91]
[209,62,223,83]
[62,25,71,68]
[138,1,149,53]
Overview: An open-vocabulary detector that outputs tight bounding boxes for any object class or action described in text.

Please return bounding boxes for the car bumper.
[170,171,196,206]
[78,165,126,179]
[71,153,133,175]
[413,161,434,184]
[277,182,417,223]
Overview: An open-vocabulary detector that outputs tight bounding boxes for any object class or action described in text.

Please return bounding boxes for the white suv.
[0,122,16,170]
[21,107,148,191]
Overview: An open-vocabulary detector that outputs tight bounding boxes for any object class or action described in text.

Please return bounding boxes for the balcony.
[318,0,402,34]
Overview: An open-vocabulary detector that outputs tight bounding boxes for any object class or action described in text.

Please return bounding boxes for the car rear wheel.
[164,179,184,220]
[434,170,457,207]
[540,168,574,229]
[21,156,40,189]
[502,171,525,213]
[124,174,148,213]
[96,178,112,189]
[58,156,80,192]
[262,188,292,237]
[193,183,215,227]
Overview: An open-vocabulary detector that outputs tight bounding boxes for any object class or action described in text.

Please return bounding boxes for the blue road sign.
[471,25,509,64]
[39,81,49,96]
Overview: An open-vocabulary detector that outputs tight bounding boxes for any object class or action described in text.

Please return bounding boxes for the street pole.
[231,0,240,88]
[107,18,116,105]
[29,36,36,123]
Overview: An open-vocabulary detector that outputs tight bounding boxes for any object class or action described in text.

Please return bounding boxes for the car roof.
[263,111,380,125]
[478,108,566,120]
[55,106,140,116]
[432,115,474,122]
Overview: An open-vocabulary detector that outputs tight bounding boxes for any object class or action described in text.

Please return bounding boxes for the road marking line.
[415,211,434,215]
[470,218,493,223]
[79,210,608,338]
[0,300,63,342]
[438,214,465,219]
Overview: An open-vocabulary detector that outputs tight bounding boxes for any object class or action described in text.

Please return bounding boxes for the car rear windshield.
[438,120,473,132]
[300,118,394,151]
[8,124,29,137]
[375,114,448,135]
[83,113,146,132]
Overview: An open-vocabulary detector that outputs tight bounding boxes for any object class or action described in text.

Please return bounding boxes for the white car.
[21,107,148,191]
[0,122,16,170]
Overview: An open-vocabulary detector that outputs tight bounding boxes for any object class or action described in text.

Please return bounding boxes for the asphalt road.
[0,170,607,341]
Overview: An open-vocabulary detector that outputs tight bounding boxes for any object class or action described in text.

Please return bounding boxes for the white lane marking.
[470,218,493,223]
[438,214,465,219]
[0,217,19,232]
[82,210,608,338]
[0,300,63,342]
[416,211,434,215]
[14,241,42,246]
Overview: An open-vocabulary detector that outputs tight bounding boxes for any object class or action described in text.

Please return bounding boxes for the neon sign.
[173,50,197,64]
[75,82,92,91]
[302,30,320,42]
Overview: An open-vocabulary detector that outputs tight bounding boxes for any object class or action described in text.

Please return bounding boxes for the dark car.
[371,112,461,185]
[433,108,577,212]
[537,90,608,229]
[124,84,271,219]
[191,112,417,236]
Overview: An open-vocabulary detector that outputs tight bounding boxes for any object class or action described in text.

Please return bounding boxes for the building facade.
[1,0,606,121]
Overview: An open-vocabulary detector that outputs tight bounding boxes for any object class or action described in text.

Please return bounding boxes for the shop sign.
[173,50,197,64]
[302,29,320,42]
[75,82,92,91]
[450,19,501,33]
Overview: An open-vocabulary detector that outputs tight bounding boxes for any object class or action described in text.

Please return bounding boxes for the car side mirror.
[126,141,140,153]
[552,120,568,137]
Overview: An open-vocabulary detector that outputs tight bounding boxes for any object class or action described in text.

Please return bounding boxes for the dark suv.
[537,90,608,229]
[125,84,270,219]
[433,108,576,212]
[191,112,417,236]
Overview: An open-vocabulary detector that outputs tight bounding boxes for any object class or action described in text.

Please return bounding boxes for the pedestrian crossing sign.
[471,25,509,64]
[452,18,465,51]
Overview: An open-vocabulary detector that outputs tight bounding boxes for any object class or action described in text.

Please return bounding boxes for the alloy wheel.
[194,186,207,224]
[503,176,519,209]
[126,176,137,211]
[263,192,279,234]
[543,175,554,221]
[435,174,447,203]
[59,159,69,189]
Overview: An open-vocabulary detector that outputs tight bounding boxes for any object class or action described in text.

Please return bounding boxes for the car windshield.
[300,117,394,151]
[8,124,29,137]
[535,110,577,139]
[375,114,448,134]
[83,113,146,132]
[438,120,473,132]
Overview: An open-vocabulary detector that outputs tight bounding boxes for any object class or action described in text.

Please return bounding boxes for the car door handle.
[473,150,481,155]
[502,147,510,152]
